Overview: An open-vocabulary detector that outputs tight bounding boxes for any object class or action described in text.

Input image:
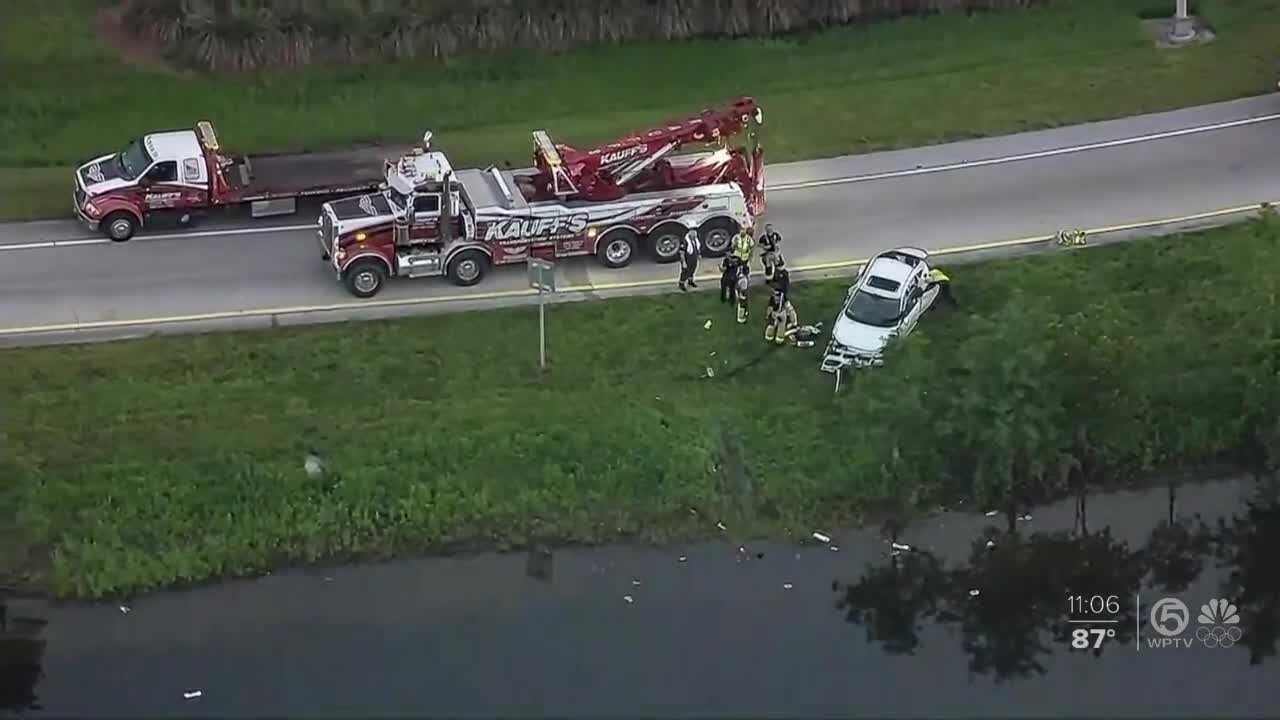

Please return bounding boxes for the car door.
[900,275,927,336]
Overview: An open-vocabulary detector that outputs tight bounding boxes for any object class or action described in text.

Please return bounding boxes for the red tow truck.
[72,121,399,242]
[319,97,766,297]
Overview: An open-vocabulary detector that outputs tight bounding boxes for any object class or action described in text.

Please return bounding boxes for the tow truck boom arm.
[532,97,762,202]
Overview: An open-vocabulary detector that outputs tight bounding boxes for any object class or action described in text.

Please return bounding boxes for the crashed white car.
[820,247,940,372]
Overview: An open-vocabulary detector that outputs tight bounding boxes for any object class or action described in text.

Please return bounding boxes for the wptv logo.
[1147,597,1243,649]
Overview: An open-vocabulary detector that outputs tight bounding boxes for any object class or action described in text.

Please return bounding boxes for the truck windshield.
[844,289,902,328]
[116,139,152,181]
[387,189,409,211]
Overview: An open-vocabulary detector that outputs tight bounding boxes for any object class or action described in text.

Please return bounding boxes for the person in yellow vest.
[732,228,754,264]
[925,267,956,306]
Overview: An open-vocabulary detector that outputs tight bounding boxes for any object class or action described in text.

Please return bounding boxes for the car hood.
[832,314,896,353]
[77,154,135,195]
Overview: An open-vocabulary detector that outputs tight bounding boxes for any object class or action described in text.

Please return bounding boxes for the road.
[2,95,1279,346]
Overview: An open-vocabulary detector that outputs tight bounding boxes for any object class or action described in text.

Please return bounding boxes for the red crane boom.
[529,97,764,212]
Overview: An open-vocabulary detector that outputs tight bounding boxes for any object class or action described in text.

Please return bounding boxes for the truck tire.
[103,212,138,242]
[597,228,638,269]
[343,259,388,298]
[646,223,685,264]
[447,249,489,287]
[698,218,738,258]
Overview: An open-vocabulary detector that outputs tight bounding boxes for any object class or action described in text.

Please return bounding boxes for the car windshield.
[387,189,408,211]
[116,139,151,180]
[844,289,902,328]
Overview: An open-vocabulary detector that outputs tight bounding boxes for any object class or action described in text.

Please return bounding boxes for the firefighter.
[734,262,750,324]
[925,266,956,306]
[732,228,754,264]
[767,260,791,299]
[678,229,700,291]
[719,254,741,303]
[758,223,783,280]
[764,289,798,344]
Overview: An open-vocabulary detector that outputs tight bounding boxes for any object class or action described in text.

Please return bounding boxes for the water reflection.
[0,598,47,714]
[836,475,1279,681]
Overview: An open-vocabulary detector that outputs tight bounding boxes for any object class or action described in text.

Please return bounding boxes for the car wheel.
[597,228,639,269]
[103,212,138,242]
[343,259,388,298]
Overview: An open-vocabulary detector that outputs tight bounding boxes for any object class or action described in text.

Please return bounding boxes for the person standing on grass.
[734,262,751,324]
[678,229,700,292]
[719,254,741,303]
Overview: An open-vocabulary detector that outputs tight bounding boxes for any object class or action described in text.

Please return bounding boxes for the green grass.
[2,0,1278,221]
[2,219,1278,599]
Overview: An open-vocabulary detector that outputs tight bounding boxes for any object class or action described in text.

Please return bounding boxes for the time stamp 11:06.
[1066,593,1245,652]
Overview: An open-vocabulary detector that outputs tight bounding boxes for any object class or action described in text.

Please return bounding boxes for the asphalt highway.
[2,95,1279,346]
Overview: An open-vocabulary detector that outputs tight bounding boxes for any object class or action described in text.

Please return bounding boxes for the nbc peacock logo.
[1194,598,1243,648]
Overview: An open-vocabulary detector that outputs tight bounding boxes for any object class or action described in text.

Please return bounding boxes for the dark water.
[3,474,1278,717]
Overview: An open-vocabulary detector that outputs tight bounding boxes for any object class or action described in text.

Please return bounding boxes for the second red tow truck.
[318,97,766,297]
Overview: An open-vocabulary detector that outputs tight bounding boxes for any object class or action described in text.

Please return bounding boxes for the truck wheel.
[597,228,638,269]
[447,249,489,287]
[698,218,738,258]
[103,212,138,242]
[343,259,388,298]
[646,223,685,264]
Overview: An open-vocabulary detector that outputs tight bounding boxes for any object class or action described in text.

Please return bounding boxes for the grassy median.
[2,0,1278,222]
[2,218,1279,598]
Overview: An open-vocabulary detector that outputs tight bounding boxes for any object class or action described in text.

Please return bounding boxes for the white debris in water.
[812,531,831,543]
[829,545,840,552]
[969,589,981,597]
[984,510,999,517]
[324,577,334,582]
[891,542,911,552]
[678,556,688,563]
[704,320,713,330]
[985,540,996,549]
[118,605,130,615]
[183,690,203,700]
[783,583,793,590]
[632,579,642,586]
[623,595,634,604]
[1020,514,1033,521]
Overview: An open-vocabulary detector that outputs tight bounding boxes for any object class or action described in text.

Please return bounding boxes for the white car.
[820,247,940,372]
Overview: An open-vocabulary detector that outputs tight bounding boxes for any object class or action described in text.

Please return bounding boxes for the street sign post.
[527,259,556,369]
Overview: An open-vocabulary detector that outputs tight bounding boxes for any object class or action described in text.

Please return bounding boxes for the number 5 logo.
[1150,597,1189,637]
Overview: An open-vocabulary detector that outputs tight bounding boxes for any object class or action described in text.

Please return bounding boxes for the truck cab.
[74,127,215,241]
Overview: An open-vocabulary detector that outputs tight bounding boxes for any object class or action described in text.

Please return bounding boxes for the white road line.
[3,111,1277,253]
[770,112,1280,191]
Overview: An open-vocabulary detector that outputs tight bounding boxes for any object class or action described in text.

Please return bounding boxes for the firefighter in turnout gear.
[758,224,783,280]
[719,254,742,303]
[678,229,700,291]
[766,260,790,299]
[734,263,750,324]
[764,289,798,344]
[732,228,754,264]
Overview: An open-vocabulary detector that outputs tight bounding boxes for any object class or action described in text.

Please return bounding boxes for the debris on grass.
[812,531,831,543]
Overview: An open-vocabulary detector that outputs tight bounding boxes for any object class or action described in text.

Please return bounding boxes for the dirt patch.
[93,2,187,76]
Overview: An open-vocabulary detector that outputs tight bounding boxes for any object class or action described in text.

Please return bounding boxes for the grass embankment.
[2,0,1277,222]
[3,220,1279,599]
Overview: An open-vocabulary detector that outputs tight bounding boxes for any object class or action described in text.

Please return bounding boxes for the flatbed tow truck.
[318,97,765,297]
[72,122,404,242]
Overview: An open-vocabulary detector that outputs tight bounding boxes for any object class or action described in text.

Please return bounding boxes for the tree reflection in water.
[835,476,1279,682]
[0,599,46,714]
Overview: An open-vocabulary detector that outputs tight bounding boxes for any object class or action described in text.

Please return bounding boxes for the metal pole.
[538,289,546,370]
[1170,0,1195,42]
[834,368,842,395]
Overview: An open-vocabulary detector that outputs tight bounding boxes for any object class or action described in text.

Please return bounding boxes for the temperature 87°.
[1071,627,1117,650]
